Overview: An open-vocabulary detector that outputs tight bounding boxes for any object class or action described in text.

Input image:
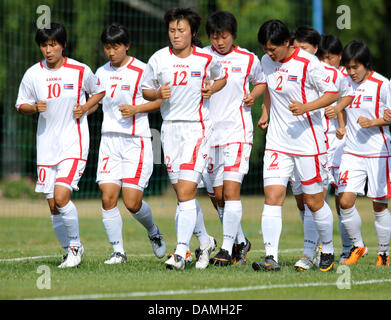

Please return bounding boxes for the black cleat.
[209,248,232,266]
[233,238,252,265]
[319,253,334,272]
[252,255,281,271]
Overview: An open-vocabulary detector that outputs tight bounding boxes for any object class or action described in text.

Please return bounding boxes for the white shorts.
[96,133,153,191]
[264,150,326,195]
[207,143,252,187]
[161,120,211,185]
[35,159,86,199]
[198,167,215,197]
[338,153,391,200]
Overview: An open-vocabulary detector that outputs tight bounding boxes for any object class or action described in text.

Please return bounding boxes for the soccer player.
[289,27,354,271]
[94,23,166,264]
[142,8,226,270]
[252,20,338,272]
[203,11,266,266]
[336,41,391,266]
[15,22,105,268]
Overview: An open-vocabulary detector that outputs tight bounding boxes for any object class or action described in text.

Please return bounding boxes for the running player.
[15,22,105,268]
[252,20,338,272]
[142,8,226,270]
[337,41,391,266]
[289,27,354,271]
[203,11,266,266]
[94,23,166,264]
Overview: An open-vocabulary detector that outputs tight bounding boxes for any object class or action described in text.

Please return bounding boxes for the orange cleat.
[343,246,368,265]
[376,253,389,266]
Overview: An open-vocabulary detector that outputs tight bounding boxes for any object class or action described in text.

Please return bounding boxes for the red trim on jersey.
[63,57,86,159]
[343,152,391,159]
[55,159,79,186]
[339,66,349,77]
[123,137,144,185]
[224,143,243,172]
[211,142,253,148]
[234,47,255,143]
[40,61,44,69]
[367,71,390,155]
[265,148,327,157]
[324,66,338,84]
[279,46,299,63]
[37,158,87,167]
[127,57,144,136]
[300,155,322,185]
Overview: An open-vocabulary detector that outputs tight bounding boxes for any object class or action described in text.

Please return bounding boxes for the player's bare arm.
[73,91,105,119]
[336,110,347,140]
[119,99,162,118]
[243,83,266,107]
[257,87,270,130]
[357,116,390,128]
[86,103,100,115]
[325,95,354,119]
[143,82,171,101]
[289,91,339,116]
[201,78,226,99]
[18,100,47,114]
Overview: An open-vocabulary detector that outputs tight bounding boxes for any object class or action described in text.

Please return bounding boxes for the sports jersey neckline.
[40,56,67,71]
[211,45,237,56]
[278,46,299,63]
[109,56,133,71]
[168,45,195,59]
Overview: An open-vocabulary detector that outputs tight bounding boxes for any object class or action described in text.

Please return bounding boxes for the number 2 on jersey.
[275,76,283,91]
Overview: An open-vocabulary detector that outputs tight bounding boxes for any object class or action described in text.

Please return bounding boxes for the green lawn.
[1,194,390,300]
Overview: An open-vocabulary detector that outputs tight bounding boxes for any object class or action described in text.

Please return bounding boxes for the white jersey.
[141,45,225,122]
[321,61,354,149]
[204,45,266,146]
[16,57,103,166]
[96,57,151,137]
[261,47,338,156]
[344,71,391,157]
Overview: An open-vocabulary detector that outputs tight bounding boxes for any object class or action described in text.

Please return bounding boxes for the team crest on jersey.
[63,84,74,90]
[121,85,131,91]
[287,75,298,82]
[231,67,241,73]
[191,71,201,77]
[363,96,373,102]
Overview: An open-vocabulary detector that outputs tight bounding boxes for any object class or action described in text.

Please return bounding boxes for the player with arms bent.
[142,8,226,270]
[94,24,166,264]
[15,22,105,268]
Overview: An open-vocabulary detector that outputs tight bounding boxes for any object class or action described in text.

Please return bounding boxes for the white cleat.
[196,236,217,269]
[313,244,322,267]
[104,252,127,264]
[58,245,84,268]
[165,254,185,270]
[149,227,166,259]
[294,255,314,271]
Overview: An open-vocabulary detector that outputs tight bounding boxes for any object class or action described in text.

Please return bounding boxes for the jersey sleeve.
[249,55,266,85]
[337,73,354,98]
[208,57,225,81]
[380,79,390,113]
[387,80,391,110]
[141,54,160,91]
[84,65,104,95]
[15,70,36,110]
[307,58,338,94]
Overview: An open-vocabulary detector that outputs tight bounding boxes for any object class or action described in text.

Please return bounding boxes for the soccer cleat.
[313,244,322,267]
[376,253,390,266]
[343,246,368,265]
[233,238,252,265]
[339,252,350,264]
[104,252,127,264]
[252,255,281,271]
[209,248,232,267]
[58,245,84,268]
[168,250,192,263]
[294,255,314,271]
[319,253,334,272]
[165,254,185,270]
[149,227,166,259]
[195,236,217,269]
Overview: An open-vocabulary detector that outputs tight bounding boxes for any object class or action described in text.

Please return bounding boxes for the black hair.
[316,34,343,58]
[291,25,320,47]
[101,23,130,46]
[206,11,237,39]
[257,19,290,46]
[164,7,202,46]
[35,22,67,48]
[342,40,372,70]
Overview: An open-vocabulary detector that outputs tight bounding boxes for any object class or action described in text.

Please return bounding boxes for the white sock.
[175,199,197,258]
[299,209,305,223]
[216,206,224,224]
[340,205,364,247]
[303,205,319,258]
[261,204,282,262]
[235,224,246,245]
[102,206,124,254]
[193,199,210,248]
[222,200,242,255]
[338,214,352,254]
[51,214,70,252]
[311,201,334,254]
[57,201,81,247]
[374,208,391,255]
[131,200,158,237]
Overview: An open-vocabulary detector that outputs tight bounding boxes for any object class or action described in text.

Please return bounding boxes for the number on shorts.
[38,168,46,182]
[338,170,349,185]
[102,157,109,171]
[269,152,279,168]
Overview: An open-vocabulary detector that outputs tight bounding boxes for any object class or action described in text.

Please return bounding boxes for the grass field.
[1,191,390,301]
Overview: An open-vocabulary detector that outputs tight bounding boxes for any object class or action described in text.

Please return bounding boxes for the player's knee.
[101,193,118,210]
[54,194,70,209]
[305,196,323,212]
[339,197,355,210]
[125,199,142,214]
